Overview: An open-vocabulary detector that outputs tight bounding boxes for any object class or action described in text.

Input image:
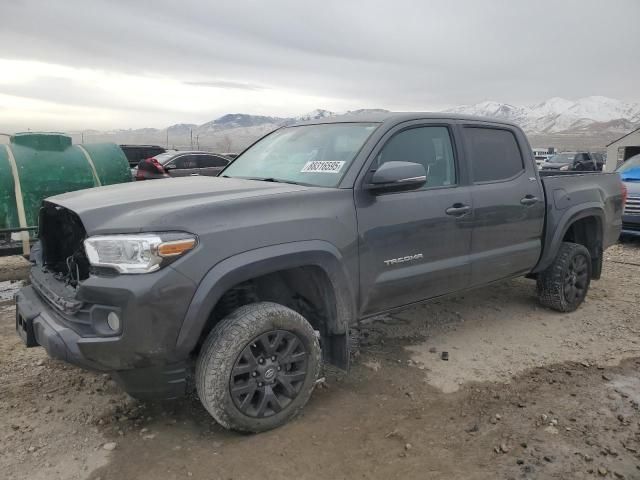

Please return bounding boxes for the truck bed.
[535,170,623,273]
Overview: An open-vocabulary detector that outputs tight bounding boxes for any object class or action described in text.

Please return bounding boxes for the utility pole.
[81,131,84,144]
[196,134,200,150]
[190,129,193,149]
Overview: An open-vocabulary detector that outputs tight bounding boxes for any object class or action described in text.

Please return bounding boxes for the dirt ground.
[1,242,639,480]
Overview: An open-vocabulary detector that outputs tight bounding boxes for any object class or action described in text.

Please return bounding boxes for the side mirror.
[365,161,427,193]
[164,163,176,170]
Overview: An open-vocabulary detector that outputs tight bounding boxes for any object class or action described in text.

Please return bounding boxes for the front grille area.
[622,221,640,232]
[39,202,90,286]
[624,195,640,216]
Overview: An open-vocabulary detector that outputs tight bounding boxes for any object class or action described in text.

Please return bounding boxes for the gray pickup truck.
[15,113,624,432]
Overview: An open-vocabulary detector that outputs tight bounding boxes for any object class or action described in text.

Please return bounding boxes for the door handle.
[520,195,539,206]
[191,173,200,176]
[445,204,471,216]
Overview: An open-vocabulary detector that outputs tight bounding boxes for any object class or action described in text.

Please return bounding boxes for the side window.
[376,126,456,188]
[198,155,229,168]
[171,155,198,169]
[466,127,524,182]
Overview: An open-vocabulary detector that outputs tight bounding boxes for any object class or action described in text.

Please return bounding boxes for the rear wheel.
[537,242,591,312]
[196,302,321,432]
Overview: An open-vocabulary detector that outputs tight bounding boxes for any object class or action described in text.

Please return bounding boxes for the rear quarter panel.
[534,172,623,272]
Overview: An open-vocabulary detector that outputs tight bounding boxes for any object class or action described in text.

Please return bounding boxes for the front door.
[356,124,473,316]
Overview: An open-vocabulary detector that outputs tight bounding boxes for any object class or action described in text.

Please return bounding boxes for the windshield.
[547,153,575,163]
[222,123,379,187]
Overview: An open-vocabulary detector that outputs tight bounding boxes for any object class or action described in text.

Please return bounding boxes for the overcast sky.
[1,0,639,131]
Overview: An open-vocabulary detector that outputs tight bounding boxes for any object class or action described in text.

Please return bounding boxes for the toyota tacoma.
[16,113,624,432]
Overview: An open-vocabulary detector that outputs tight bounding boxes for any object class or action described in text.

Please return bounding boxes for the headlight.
[559,164,570,171]
[84,233,197,274]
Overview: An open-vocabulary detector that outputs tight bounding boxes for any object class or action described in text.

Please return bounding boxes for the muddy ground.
[1,242,639,480]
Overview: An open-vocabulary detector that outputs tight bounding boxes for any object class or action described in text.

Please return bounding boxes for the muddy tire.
[195,302,321,432]
[537,242,592,312]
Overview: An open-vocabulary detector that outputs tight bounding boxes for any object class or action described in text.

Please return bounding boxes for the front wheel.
[196,302,321,432]
[536,242,592,312]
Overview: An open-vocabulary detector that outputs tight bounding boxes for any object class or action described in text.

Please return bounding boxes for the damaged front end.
[27,202,95,325]
[16,199,197,398]
[38,201,91,288]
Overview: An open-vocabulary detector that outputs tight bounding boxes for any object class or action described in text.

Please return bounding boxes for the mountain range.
[80,96,640,152]
[446,96,640,135]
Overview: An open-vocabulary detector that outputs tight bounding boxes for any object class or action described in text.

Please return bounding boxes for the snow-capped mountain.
[197,113,286,133]
[76,97,639,153]
[295,109,336,122]
[446,96,640,134]
[289,108,390,124]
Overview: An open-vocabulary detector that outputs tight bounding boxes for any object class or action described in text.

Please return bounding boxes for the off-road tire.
[196,302,321,432]
[537,242,592,312]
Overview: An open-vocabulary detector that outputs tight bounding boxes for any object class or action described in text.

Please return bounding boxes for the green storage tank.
[1,132,132,255]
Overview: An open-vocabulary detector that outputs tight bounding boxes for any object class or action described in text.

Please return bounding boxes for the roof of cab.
[291,112,521,129]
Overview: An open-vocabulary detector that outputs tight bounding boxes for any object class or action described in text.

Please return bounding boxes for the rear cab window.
[465,127,524,183]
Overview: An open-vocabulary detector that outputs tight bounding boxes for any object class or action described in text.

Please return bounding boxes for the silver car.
[134,151,231,180]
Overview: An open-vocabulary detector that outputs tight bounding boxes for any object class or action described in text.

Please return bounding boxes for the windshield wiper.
[223,175,310,186]
[245,177,303,185]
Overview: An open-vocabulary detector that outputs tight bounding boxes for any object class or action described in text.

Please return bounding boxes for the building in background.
[605,127,640,171]
[532,147,556,167]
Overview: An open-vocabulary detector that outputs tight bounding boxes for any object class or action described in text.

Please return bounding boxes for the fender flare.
[533,204,604,273]
[174,240,356,357]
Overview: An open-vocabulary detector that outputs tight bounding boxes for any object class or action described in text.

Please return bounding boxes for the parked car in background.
[534,154,552,168]
[532,148,554,168]
[617,153,640,237]
[135,150,230,180]
[541,152,602,171]
[119,144,166,168]
[593,153,605,171]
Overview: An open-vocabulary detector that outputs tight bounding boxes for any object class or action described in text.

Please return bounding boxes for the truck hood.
[48,176,310,234]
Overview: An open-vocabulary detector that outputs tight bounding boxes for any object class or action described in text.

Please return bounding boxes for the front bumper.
[15,265,197,399]
[16,285,101,367]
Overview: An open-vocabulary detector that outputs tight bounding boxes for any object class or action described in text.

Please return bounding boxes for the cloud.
[0,0,638,130]
[183,80,266,91]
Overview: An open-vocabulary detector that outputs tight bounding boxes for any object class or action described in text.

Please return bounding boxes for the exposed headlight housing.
[84,233,197,274]
[559,164,570,171]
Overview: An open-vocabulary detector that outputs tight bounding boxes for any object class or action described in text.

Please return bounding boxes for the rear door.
[463,125,545,285]
[166,154,199,177]
[355,122,473,316]
[197,154,230,176]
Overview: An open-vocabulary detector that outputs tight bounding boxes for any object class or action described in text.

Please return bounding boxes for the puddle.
[610,375,640,404]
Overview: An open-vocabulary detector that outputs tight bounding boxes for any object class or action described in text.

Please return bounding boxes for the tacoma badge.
[384,253,424,266]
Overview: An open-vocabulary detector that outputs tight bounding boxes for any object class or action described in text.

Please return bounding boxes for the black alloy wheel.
[230,330,308,418]
[537,242,592,313]
[563,253,589,304]
[196,302,321,432]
